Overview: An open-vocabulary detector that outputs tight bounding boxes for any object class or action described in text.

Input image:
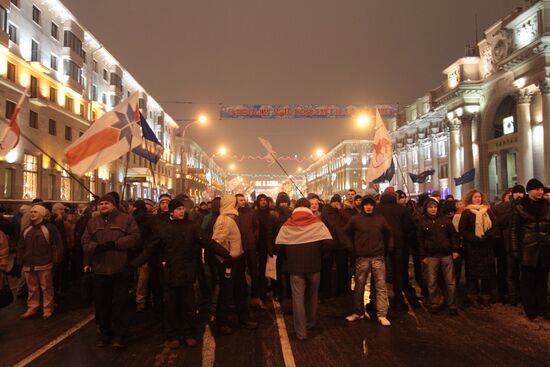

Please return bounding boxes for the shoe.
[184,338,198,348]
[345,313,364,322]
[378,317,391,326]
[96,336,109,348]
[111,338,125,350]
[240,320,259,330]
[448,307,458,316]
[218,325,233,335]
[20,309,38,320]
[42,311,53,319]
[167,339,181,349]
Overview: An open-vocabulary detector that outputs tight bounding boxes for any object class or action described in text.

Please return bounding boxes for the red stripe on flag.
[8,107,21,147]
[65,128,120,166]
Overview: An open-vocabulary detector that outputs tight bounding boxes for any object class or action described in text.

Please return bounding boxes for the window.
[110,73,122,92]
[23,154,38,199]
[10,0,19,8]
[8,22,17,43]
[503,116,515,135]
[0,5,6,33]
[63,59,82,84]
[103,69,108,81]
[5,100,15,119]
[65,96,74,112]
[60,169,71,201]
[91,84,98,101]
[424,146,431,161]
[32,5,41,25]
[65,125,72,141]
[79,103,85,118]
[81,49,86,63]
[47,174,55,200]
[31,39,39,61]
[439,164,448,179]
[412,150,418,165]
[3,168,14,198]
[30,76,38,98]
[51,22,58,39]
[102,93,107,105]
[92,59,98,73]
[7,62,15,82]
[29,110,38,128]
[438,140,447,157]
[48,119,56,135]
[63,31,82,55]
[49,86,57,103]
[50,53,58,70]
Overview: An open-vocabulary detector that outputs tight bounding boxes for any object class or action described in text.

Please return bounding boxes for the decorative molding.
[515,88,534,104]
[445,118,461,131]
[536,78,550,95]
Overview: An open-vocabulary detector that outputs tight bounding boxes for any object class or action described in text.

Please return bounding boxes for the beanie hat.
[361,195,376,207]
[168,199,184,213]
[396,190,407,199]
[99,194,116,206]
[159,193,172,204]
[354,194,362,201]
[106,191,120,207]
[330,194,342,203]
[31,205,46,217]
[526,178,544,192]
[133,199,147,212]
[511,184,525,194]
[144,199,155,207]
[275,192,291,206]
[52,202,65,212]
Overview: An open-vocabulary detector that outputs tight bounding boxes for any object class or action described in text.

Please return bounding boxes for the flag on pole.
[64,92,142,176]
[454,168,475,186]
[409,169,435,184]
[372,160,395,183]
[0,87,29,157]
[365,109,393,183]
[258,136,276,165]
[132,113,164,163]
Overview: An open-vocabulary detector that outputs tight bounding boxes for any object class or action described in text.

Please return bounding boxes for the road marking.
[272,299,296,367]
[13,313,95,367]
[202,320,216,367]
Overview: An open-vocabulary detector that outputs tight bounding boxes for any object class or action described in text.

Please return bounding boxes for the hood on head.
[423,197,439,214]
[220,195,238,216]
[380,192,397,204]
[276,192,291,207]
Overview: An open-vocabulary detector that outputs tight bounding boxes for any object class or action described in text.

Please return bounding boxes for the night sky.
[63,0,520,175]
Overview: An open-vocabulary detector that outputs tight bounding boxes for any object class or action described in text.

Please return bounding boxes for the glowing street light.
[315,148,324,158]
[218,146,227,156]
[357,114,369,127]
[297,167,302,172]
[229,163,236,171]
[198,114,208,124]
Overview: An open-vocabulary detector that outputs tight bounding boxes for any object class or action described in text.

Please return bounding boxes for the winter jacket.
[17,222,62,271]
[417,214,459,257]
[236,205,259,251]
[321,205,351,251]
[82,209,140,275]
[344,212,394,257]
[255,206,275,254]
[510,197,550,268]
[0,230,9,271]
[458,208,497,279]
[375,193,414,252]
[212,195,243,258]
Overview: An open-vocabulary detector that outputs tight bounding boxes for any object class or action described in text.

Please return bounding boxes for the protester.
[272,192,292,300]
[254,194,275,302]
[133,200,153,312]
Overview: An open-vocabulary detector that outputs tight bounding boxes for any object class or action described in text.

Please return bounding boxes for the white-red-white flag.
[364,109,393,183]
[258,136,276,165]
[0,87,29,157]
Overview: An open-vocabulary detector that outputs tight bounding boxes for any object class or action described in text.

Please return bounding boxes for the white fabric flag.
[365,109,393,183]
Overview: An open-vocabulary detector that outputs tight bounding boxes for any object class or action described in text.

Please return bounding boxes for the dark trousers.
[216,257,250,326]
[320,250,350,298]
[391,251,406,304]
[273,255,290,299]
[466,278,494,297]
[453,252,463,289]
[507,255,521,303]
[494,242,508,301]
[521,262,548,319]
[164,284,197,340]
[257,251,268,300]
[245,249,260,298]
[93,273,128,338]
[410,247,426,295]
[148,260,164,313]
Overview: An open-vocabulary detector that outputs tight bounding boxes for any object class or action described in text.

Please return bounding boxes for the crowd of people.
[0,177,548,349]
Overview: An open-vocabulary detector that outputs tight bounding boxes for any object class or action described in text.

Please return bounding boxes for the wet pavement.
[1,282,549,367]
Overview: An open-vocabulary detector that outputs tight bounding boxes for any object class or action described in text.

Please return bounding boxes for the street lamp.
[207,146,228,198]
[176,115,208,194]
[315,148,324,158]
[357,114,369,127]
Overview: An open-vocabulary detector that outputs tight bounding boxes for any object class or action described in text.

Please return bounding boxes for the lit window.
[60,169,71,201]
[49,86,57,103]
[4,168,14,198]
[503,116,515,135]
[23,154,38,199]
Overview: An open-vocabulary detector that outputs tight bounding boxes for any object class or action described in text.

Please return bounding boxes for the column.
[395,149,403,189]
[405,146,413,193]
[515,89,534,185]
[447,118,462,197]
[538,80,550,185]
[461,114,475,192]
[430,135,440,191]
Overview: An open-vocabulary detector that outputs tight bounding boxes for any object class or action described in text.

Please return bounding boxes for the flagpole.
[270,152,304,198]
[121,136,133,202]
[393,153,411,194]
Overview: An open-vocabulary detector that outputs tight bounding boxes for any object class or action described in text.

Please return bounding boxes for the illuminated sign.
[220,104,397,119]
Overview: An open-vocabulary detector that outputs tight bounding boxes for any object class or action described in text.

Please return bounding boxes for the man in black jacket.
[511,178,550,320]
[273,192,292,300]
[254,194,275,301]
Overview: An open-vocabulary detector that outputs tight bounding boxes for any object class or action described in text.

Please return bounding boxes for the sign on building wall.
[219,104,397,119]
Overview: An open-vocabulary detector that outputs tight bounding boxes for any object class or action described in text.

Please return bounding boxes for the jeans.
[216,257,250,326]
[290,272,320,339]
[93,273,128,338]
[353,256,388,318]
[24,268,54,313]
[423,256,456,308]
[136,264,150,306]
[164,283,197,340]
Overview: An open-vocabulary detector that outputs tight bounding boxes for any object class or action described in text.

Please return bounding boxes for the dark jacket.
[375,193,413,252]
[492,200,514,252]
[82,209,140,275]
[510,197,550,268]
[458,208,497,279]
[255,206,275,254]
[17,222,62,270]
[236,205,259,251]
[321,205,351,251]
[283,241,326,274]
[131,207,153,261]
[417,214,459,257]
[273,206,292,238]
[344,212,394,257]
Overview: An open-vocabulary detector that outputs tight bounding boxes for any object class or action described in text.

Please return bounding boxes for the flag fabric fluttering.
[409,169,435,184]
[365,109,393,183]
[0,87,29,157]
[258,136,276,165]
[454,168,476,186]
[132,113,164,164]
[372,159,395,184]
[64,92,142,176]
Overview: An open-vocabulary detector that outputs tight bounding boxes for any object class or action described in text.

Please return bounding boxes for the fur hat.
[106,191,120,207]
[31,205,46,217]
[276,192,291,206]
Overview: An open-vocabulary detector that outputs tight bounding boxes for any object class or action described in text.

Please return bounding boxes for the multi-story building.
[0,0,221,203]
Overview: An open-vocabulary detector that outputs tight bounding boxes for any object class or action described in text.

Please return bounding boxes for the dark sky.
[63,0,520,175]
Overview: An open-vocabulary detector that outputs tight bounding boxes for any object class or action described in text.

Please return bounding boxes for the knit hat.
[106,191,120,207]
[330,194,342,203]
[511,184,526,194]
[52,202,65,212]
[276,192,291,206]
[361,195,376,207]
[159,193,172,204]
[526,178,544,192]
[30,205,46,217]
[168,199,184,213]
[99,194,116,206]
[384,186,395,193]
[144,199,155,207]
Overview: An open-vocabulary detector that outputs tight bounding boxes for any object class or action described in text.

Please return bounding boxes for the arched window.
[493,96,517,138]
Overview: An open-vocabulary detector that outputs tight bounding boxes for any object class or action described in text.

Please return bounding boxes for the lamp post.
[175,115,207,195]
[206,146,226,198]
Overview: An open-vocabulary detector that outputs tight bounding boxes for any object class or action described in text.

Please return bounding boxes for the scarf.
[275,207,332,245]
[465,204,492,238]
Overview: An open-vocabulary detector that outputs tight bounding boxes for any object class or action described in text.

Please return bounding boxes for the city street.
[2,284,549,367]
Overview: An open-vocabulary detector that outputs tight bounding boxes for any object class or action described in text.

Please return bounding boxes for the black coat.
[511,197,550,268]
[375,193,414,252]
[417,214,459,257]
[283,241,326,274]
[458,208,497,280]
[344,212,394,257]
[236,206,259,251]
[255,207,275,254]
[321,206,351,251]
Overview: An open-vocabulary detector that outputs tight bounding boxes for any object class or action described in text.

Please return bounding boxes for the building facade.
[0,0,220,203]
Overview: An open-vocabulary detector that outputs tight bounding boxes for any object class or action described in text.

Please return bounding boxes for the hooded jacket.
[344,208,394,258]
[236,204,259,251]
[375,192,413,251]
[212,195,243,258]
[417,198,459,257]
[321,205,351,251]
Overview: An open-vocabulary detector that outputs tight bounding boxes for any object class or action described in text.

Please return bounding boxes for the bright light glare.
[198,115,208,124]
[218,146,227,156]
[297,167,302,172]
[357,114,369,127]
[315,149,324,158]
[229,163,236,170]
